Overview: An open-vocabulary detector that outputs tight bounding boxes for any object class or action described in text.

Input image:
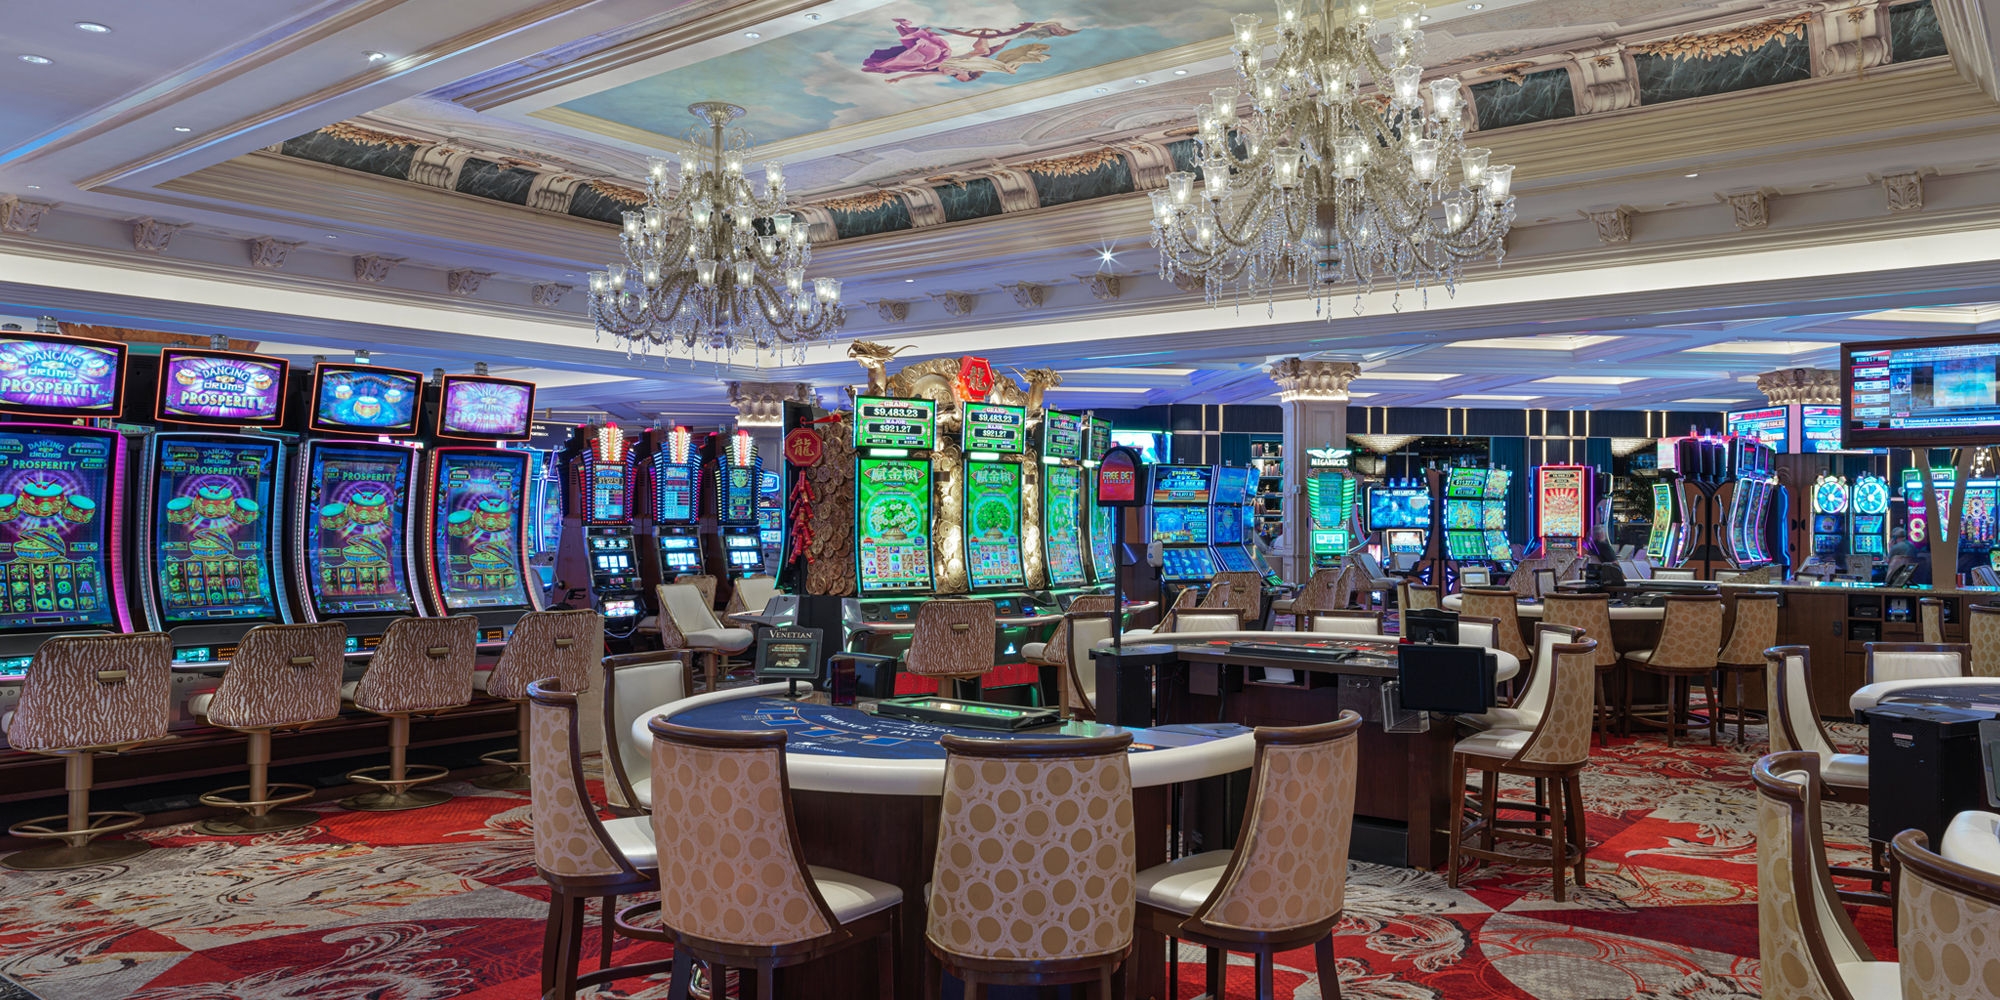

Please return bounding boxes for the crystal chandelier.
[1151,1,1515,314]
[588,102,844,362]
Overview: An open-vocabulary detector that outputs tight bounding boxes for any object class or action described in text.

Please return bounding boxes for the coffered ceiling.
[1,0,1998,424]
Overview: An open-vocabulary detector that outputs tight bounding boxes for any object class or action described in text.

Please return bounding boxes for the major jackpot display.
[963,460,1025,590]
[430,450,530,611]
[304,444,415,616]
[1534,466,1590,541]
[856,457,934,594]
[151,439,279,625]
[0,428,121,631]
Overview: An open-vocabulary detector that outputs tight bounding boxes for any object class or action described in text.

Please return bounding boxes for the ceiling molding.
[1934,0,2000,100]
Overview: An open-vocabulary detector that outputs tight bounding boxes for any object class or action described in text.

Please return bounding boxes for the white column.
[1267,359,1359,581]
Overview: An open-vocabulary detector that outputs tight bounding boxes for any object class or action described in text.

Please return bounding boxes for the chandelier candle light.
[1151,0,1515,315]
[588,102,844,361]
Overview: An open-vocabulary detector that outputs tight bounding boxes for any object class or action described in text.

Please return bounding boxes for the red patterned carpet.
[0,723,1890,1000]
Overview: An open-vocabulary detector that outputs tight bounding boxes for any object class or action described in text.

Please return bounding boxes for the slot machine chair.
[477,609,604,791]
[340,615,479,812]
[1540,593,1621,744]
[675,573,719,610]
[655,583,753,693]
[1207,570,1267,628]
[2,633,173,871]
[188,622,348,835]
[1894,828,2000,1000]
[903,598,998,700]
[723,574,779,626]
[1919,597,1944,645]
[1971,604,2000,677]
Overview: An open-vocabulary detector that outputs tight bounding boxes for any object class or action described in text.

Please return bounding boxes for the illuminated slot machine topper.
[962,402,1026,456]
[1366,482,1431,533]
[716,430,764,576]
[1851,474,1891,556]
[146,437,284,629]
[1532,466,1592,543]
[0,331,128,420]
[580,423,637,525]
[426,448,535,614]
[435,374,536,443]
[300,442,417,620]
[308,362,422,437]
[855,457,935,595]
[155,348,288,427]
[963,459,1025,591]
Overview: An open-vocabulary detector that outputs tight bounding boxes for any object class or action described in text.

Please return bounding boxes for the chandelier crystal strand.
[587,102,844,364]
[1150,0,1514,315]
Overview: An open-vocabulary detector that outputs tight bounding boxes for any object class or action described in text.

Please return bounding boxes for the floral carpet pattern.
[0,724,1892,999]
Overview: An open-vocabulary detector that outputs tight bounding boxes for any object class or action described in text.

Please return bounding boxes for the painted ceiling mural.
[552,0,1240,143]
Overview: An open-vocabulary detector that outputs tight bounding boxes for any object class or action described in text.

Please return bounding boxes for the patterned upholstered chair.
[1457,615,1502,653]
[1457,623,1582,731]
[1206,571,1265,627]
[656,582,753,693]
[526,679,670,1000]
[1134,715,1361,1000]
[2,633,173,870]
[600,650,692,817]
[1170,611,1245,634]
[1894,827,2000,1000]
[1448,636,1599,902]
[479,609,604,791]
[1460,587,1531,663]
[1752,751,1899,1000]
[1021,594,1113,667]
[1402,583,1441,614]
[1054,603,1120,720]
[905,599,997,700]
[1541,592,1621,743]
[340,615,479,811]
[1920,597,1946,645]
[1334,563,1372,610]
[1865,641,1969,683]
[1621,595,1724,746]
[1713,592,1778,745]
[1651,568,1697,581]
[621,720,902,997]
[1532,568,1560,601]
[1766,646,1882,905]
[1307,609,1382,635]
[1971,604,2000,678]
[1148,588,1202,635]
[188,622,347,835]
[929,732,1135,996]
[1284,569,1339,630]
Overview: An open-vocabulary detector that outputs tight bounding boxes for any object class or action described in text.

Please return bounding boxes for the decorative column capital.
[1756,367,1840,405]
[1266,358,1361,401]
[728,381,815,427]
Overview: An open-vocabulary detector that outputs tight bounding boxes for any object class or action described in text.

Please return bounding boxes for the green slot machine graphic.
[855,457,935,594]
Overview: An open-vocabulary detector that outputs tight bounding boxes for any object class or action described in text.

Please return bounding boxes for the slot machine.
[644,425,704,583]
[959,402,1029,597]
[712,429,765,578]
[1441,468,1489,571]
[1963,479,1999,550]
[1531,465,1595,559]
[418,374,542,644]
[291,361,428,655]
[1303,447,1357,572]
[554,423,643,637]
[1809,474,1850,567]
[1085,417,1118,591]
[1032,406,1090,599]
[1645,478,1681,566]
[1850,473,1891,561]
[138,346,294,667]
[527,447,564,601]
[1365,479,1431,572]
[1721,436,1777,570]
[1208,466,1258,575]
[853,395,937,626]
[1148,464,1217,589]
[1482,468,1515,570]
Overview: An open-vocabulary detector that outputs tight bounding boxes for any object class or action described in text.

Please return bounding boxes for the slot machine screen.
[309,363,422,436]
[724,533,763,572]
[1042,410,1087,461]
[1366,486,1431,531]
[1088,472,1116,583]
[964,460,1025,590]
[658,534,702,574]
[1210,503,1245,545]
[0,332,127,418]
[652,461,696,524]
[1386,530,1426,554]
[1150,465,1213,505]
[1214,546,1255,572]
[723,465,758,523]
[156,349,287,427]
[1647,482,1674,560]
[855,457,934,595]
[304,443,415,617]
[0,428,119,631]
[1534,467,1589,538]
[1484,532,1513,563]
[586,458,631,522]
[1966,484,1999,546]
[1042,465,1088,587]
[430,449,532,611]
[436,375,536,442]
[1160,546,1216,582]
[1150,506,1210,545]
[152,437,280,626]
[1445,468,1485,498]
[1443,499,1481,530]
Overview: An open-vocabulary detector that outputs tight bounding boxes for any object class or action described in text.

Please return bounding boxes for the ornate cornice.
[1267,358,1361,402]
[1757,368,1840,405]
[728,381,814,427]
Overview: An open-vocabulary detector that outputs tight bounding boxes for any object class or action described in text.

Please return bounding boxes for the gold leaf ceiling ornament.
[1347,434,1422,455]
[820,189,904,214]
[1630,11,1815,61]
[1017,147,1125,177]
[318,122,422,147]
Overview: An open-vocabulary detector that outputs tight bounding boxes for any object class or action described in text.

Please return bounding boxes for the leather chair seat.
[602,815,658,868]
[1133,850,1230,915]
[1453,728,1530,762]
[810,866,902,923]
[1822,753,1869,789]
[685,627,754,652]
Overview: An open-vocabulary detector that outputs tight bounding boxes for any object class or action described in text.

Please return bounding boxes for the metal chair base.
[474,749,531,790]
[3,837,150,871]
[339,786,454,812]
[195,808,323,836]
[5,806,151,870]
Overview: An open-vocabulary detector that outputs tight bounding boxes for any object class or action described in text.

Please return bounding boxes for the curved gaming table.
[1850,678,2000,716]
[639,683,1253,1000]
[1439,593,1668,621]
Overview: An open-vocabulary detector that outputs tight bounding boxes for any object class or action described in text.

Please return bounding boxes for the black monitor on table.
[1396,642,1497,715]
[1403,608,1459,645]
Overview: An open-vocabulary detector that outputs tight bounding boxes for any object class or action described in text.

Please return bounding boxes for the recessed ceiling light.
[18,54,51,65]
[1095,87,1109,93]
[1466,2,1483,8]
[1359,371,1460,381]
[1451,393,1540,402]
[74,21,110,33]
[325,235,338,240]
[1534,375,1644,385]
[363,51,387,62]
[744,31,762,38]
[1134,78,1149,84]
[1663,200,1683,207]
[1173,69,1189,76]
[172,126,192,132]
[25,185,39,189]
[1534,216,1557,223]
[805,12,822,20]
[1675,398,1740,405]
[904,278,914,283]
[1811,182,1832,189]
[1684,172,1699,178]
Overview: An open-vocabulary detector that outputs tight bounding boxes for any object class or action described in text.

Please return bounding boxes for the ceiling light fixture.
[1153,2,1514,317]
[744,31,761,38]
[1135,78,1149,84]
[1174,69,1190,75]
[1466,2,1483,8]
[1684,172,1699,178]
[172,126,192,132]
[805,12,822,20]
[74,21,110,33]
[18,54,51,65]
[363,50,387,62]
[588,103,843,363]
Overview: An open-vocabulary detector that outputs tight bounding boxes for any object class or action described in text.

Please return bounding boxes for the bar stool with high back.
[1402,583,1440,616]
[1533,568,1559,601]
[1892,827,2000,1000]
[1621,594,1724,746]
[619,720,902,1000]
[188,621,347,835]
[1056,604,1119,720]
[478,609,603,791]
[599,649,692,817]
[526,679,671,1000]
[1971,603,2000,677]
[928,731,1135,998]
[1752,751,1899,1000]
[1134,715,1360,1000]
[1448,636,1600,902]
[1651,567,1696,581]
[1335,563,1371,610]
[725,574,780,625]
[1541,592,1620,743]
[1766,646,1883,906]
[1307,608,1382,635]
[676,572,720,609]
[1920,596,1945,644]
[1281,568,1337,630]
[1021,593,1113,667]
[1207,570,1264,627]
[1865,641,1969,683]
[3,632,173,870]
[1460,587,1532,664]
[341,615,478,811]
[1457,623,1581,731]
[656,581,754,692]
[1714,592,1779,745]
[905,598,997,700]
